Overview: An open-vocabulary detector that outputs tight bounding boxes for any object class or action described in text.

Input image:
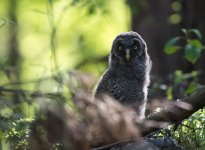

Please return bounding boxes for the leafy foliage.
[164,29,205,64]
[164,37,181,54]
[0,115,31,149]
[171,109,205,149]
[163,29,205,149]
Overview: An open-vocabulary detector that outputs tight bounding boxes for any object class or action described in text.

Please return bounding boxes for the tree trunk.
[7,0,21,81]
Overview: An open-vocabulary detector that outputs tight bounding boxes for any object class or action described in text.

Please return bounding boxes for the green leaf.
[166,86,173,100]
[189,29,202,39]
[188,39,202,49]
[164,46,181,54]
[164,37,181,54]
[174,70,183,83]
[191,71,199,77]
[181,28,187,35]
[185,82,197,94]
[185,44,201,64]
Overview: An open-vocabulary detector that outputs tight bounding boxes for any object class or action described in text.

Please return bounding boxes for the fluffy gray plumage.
[94,31,152,118]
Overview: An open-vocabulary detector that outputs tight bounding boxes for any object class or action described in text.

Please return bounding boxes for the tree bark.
[141,86,205,136]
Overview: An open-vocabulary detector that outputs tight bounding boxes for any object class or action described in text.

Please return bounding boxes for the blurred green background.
[0,0,130,79]
[0,0,205,149]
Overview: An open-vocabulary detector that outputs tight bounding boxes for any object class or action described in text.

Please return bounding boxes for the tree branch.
[141,86,205,136]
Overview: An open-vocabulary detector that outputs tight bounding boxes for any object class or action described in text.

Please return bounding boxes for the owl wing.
[94,71,111,96]
[95,70,125,102]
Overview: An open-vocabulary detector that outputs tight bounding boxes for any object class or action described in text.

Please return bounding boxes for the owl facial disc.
[125,49,130,61]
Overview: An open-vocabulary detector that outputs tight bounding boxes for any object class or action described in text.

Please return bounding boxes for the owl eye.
[118,45,123,51]
[133,45,138,50]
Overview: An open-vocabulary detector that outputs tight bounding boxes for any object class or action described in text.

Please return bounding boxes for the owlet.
[94,31,152,118]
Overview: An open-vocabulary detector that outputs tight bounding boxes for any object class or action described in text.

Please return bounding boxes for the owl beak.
[125,49,130,61]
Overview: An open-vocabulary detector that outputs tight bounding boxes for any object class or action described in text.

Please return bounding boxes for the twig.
[0,87,65,100]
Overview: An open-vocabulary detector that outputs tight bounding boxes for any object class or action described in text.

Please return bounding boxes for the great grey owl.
[94,31,151,118]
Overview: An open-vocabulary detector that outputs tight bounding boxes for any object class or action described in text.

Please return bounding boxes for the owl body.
[95,31,151,118]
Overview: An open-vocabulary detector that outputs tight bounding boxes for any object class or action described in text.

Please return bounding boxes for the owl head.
[109,31,148,66]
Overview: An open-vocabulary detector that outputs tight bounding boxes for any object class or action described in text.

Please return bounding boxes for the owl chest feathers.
[96,67,146,104]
